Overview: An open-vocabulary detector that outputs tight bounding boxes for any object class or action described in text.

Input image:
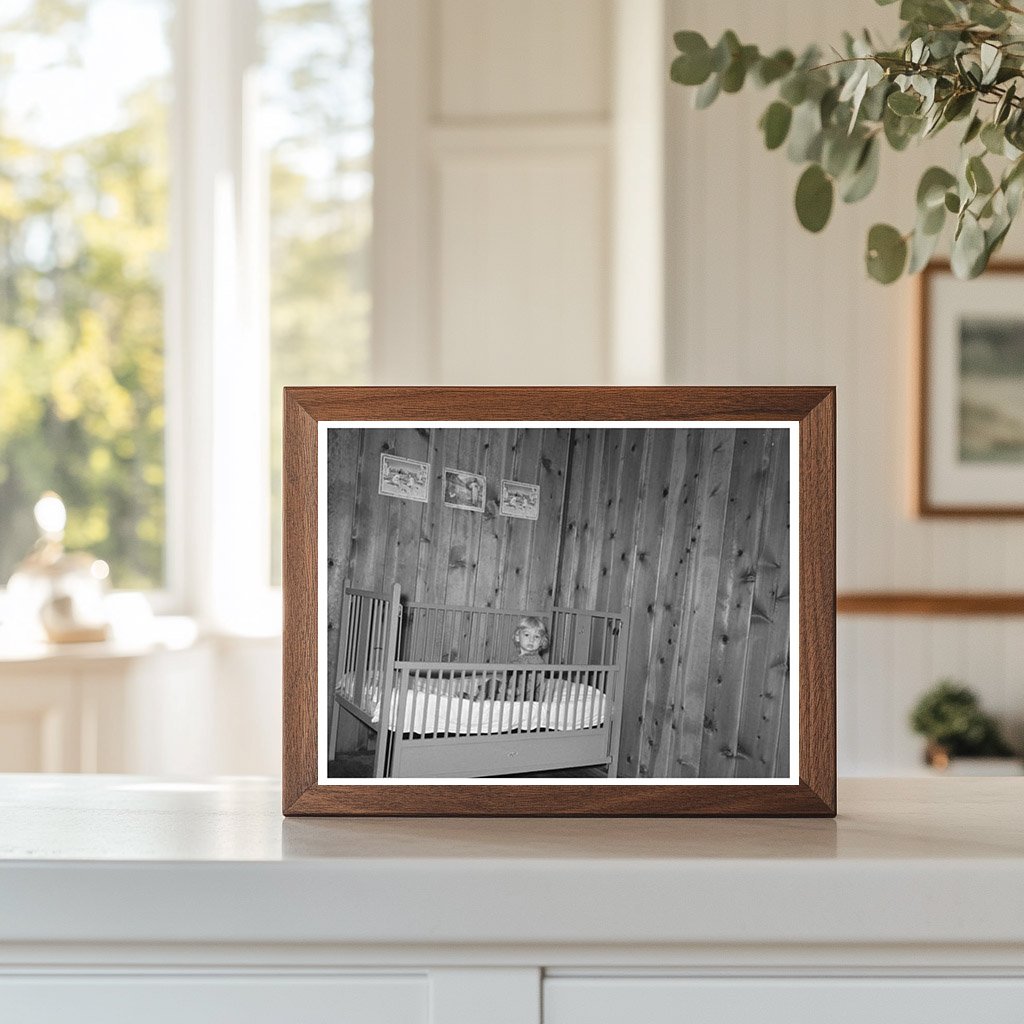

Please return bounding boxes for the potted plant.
[909,680,1019,772]
[670,0,1024,283]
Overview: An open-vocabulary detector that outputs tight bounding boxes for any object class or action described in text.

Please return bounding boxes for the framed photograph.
[443,468,486,512]
[283,387,835,817]
[917,261,1024,516]
[500,479,540,520]
[379,453,430,503]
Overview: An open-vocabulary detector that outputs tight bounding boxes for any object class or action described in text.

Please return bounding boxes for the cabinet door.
[544,977,1024,1024]
[0,974,427,1024]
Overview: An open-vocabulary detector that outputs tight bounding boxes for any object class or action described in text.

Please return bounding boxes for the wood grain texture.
[283,387,836,816]
[282,391,319,813]
[837,592,1024,616]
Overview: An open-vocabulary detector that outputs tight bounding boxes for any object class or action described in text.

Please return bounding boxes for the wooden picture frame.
[917,261,1024,517]
[283,387,836,816]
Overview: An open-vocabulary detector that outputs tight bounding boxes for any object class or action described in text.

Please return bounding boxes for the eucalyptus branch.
[670,0,1024,283]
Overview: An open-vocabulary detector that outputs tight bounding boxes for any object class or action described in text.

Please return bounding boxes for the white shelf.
[3,775,1022,1020]
[1,776,1022,951]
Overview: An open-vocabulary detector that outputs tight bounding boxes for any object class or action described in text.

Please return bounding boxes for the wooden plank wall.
[326,426,790,778]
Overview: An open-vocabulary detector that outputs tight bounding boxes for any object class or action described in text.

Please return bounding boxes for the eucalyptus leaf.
[787,101,824,162]
[842,137,880,203]
[760,101,793,150]
[917,166,957,210]
[1003,157,1024,216]
[710,31,740,73]
[920,200,946,235]
[822,129,863,178]
[754,49,795,87]
[951,211,986,278]
[970,2,1009,29]
[942,92,974,122]
[962,115,983,145]
[820,85,841,126]
[981,121,1006,155]
[861,79,892,122]
[908,222,943,273]
[866,223,908,283]
[987,212,1013,259]
[721,44,759,92]
[694,73,721,109]
[884,106,922,150]
[795,164,834,232]
[922,102,946,137]
[980,42,1003,86]
[967,154,995,195]
[779,74,807,106]
[996,82,1017,124]
[888,90,921,115]
[1006,172,1024,218]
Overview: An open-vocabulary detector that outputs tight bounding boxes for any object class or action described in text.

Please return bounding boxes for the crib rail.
[334,583,402,722]
[399,602,622,667]
[390,663,613,738]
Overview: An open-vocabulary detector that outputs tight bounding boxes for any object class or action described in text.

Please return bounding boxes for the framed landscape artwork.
[918,262,1024,516]
[282,387,836,817]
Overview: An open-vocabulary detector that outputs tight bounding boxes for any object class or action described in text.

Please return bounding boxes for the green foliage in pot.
[909,679,1015,757]
[670,0,1024,283]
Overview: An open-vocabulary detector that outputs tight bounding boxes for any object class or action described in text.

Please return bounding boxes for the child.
[470,616,550,701]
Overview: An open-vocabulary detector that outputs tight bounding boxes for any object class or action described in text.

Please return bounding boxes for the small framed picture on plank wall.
[917,261,1024,516]
[283,387,836,817]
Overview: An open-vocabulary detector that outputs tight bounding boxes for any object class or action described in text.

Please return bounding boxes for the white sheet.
[373,682,606,736]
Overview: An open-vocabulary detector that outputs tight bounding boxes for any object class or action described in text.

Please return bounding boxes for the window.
[0,0,373,615]
[0,0,172,589]
[261,0,373,581]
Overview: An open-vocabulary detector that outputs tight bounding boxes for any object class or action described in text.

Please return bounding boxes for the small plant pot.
[924,744,1023,776]
[924,741,951,770]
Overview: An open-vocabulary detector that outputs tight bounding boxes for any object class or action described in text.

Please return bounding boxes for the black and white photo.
[443,467,486,512]
[322,423,795,783]
[499,479,540,520]
[378,453,430,502]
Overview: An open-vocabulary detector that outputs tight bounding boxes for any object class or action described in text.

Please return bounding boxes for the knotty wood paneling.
[326,425,791,778]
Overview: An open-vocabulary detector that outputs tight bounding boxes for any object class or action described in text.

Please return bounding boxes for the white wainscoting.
[373,0,665,387]
[664,0,1024,775]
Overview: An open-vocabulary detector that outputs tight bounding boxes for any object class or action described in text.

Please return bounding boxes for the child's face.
[517,626,544,653]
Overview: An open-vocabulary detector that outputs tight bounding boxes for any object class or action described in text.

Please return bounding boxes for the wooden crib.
[328,581,626,778]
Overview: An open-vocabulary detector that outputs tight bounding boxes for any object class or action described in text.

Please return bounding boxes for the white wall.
[665,0,1024,772]
[162,0,1023,780]
[373,0,665,386]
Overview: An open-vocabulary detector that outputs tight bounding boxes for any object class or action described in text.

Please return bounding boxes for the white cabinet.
[544,978,1024,1024]
[1,975,428,1024]
[1,777,1022,1022]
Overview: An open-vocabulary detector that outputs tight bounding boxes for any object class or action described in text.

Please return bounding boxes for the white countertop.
[2,776,1022,952]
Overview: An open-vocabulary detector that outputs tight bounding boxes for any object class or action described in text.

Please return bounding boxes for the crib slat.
[514,669,523,736]
[407,672,418,736]
[546,671,554,732]
[444,671,454,736]
[543,671,556,731]
[490,670,497,735]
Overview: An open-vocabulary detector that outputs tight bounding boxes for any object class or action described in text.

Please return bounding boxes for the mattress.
[375,682,606,736]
